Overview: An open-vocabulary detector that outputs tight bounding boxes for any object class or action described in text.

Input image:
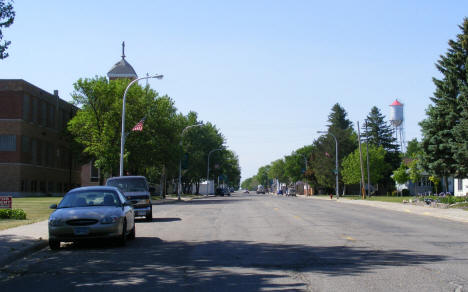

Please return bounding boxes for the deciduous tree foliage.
[342,145,389,185]
[68,76,241,190]
[0,0,15,59]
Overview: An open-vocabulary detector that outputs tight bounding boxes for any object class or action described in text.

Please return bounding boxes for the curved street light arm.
[120,74,164,176]
[178,124,203,200]
[317,131,339,198]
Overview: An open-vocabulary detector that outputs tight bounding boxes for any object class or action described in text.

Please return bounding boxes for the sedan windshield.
[58,190,121,208]
[107,178,147,192]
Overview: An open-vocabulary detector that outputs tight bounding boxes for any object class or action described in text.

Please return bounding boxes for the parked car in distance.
[223,188,231,196]
[256,185,265,194]
[215,187,224,196]
[286,187,296,196]
[277,190,283,195]
[243,189,249,194]
[106,176,153,221]
[48,186,135,250]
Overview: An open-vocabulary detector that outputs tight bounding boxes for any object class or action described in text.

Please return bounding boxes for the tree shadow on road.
[2,238,449,291]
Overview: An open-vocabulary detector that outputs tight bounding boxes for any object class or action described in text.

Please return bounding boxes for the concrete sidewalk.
[299,195,468,223]
[0,195,204,269]
[0,220,49,269]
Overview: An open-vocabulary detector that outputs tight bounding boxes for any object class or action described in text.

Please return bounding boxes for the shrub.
[439,196,468,204]
[0,209,27,219]
[402,189,410,196]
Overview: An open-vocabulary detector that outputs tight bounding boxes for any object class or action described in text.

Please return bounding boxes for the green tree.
[268,159,287,183]
[0,0,15,59]
[241,177,259,191]
[405,138,422,158]
[284,153,304,183]
[364,106,399,151]
[420,18,468,186]
[363,106,401,194]
[341,145,389,186]
[452,19,468,177]
[256,165,270,187]
[392,164,409,193]
[312,103,356,192]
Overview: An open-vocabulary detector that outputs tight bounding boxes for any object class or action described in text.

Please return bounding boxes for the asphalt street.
[1,192,468,291]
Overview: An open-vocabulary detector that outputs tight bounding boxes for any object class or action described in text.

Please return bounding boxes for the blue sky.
[2,0,467,180]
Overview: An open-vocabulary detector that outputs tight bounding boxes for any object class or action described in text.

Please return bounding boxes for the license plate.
[73,227,90,235]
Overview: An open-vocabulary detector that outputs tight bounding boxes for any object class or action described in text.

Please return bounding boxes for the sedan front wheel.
[118,220,127,246]
[49,239,60,250]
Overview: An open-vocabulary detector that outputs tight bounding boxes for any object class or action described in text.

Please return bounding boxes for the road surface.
[1,192,467,291]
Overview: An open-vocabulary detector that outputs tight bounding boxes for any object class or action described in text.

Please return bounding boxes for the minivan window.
[107,178,147,192]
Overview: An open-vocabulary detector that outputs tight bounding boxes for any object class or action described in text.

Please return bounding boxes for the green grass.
[344,195,414,203]
[449,202,468,210]
[0,197,62,231]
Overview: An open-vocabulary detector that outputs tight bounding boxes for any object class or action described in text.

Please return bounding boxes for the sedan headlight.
[49,217,64,226]
[100,216,119,224]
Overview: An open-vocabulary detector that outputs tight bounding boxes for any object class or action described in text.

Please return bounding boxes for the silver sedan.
[48,186,135,250]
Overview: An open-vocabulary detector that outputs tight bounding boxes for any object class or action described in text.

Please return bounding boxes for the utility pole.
[365,120,371,196]
[357,121,366,199]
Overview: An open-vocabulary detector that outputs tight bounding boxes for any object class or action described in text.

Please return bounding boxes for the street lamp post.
[317,131,339,199]
[300,154,308,196]
[178,124,202,201]
[119,74,163,176]
[207,148,222,195]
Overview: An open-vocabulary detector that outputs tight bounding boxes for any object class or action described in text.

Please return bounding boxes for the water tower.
[389,99,405,152]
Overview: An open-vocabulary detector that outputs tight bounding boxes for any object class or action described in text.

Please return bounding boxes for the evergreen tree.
[452,19,468,177]
[364,106,401,193]
[364,106,399,152]
[420,18,468,182]
[312,103,356,192]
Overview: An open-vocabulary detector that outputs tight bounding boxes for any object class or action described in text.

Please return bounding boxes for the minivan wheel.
[146,206,152,222]
[49,239,60,250]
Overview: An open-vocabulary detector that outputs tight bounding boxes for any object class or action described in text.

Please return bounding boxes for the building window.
[48,181,54,193]
[23,94,30,121]
[40,181,46,193]
[49,106,55,128]
[90,161,99,182]
[22,136,31,153]
[0,135,16,151]
[41,101,47,126]
[32,97,38,123]
[36,140,43,165]
[21,180,27,192]
[48,143,55,167]
[30,181,37,192]
[31,139,37,164]
[458,178,463,191]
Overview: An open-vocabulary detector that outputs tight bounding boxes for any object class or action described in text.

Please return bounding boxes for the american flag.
[131,117,146,132]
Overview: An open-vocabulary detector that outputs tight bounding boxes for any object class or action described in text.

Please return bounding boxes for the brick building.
[0,79,81,197]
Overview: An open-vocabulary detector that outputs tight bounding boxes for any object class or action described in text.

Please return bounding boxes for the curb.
[0,238,48,269]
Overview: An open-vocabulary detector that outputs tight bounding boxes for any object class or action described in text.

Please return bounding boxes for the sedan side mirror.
[49,204,57,209]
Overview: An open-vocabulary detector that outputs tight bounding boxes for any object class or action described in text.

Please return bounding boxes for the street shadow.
[2,238,449,291]
[134,217,182,223]
[178,198,245,206]
[153,217,181,222]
